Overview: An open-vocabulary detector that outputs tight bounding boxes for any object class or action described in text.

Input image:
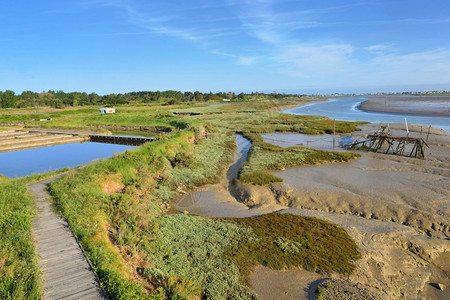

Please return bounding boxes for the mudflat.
[359,95,450,117]
[176,123,450,299]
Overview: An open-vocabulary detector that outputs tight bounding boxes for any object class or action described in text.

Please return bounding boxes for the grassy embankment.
[2,101,363,299]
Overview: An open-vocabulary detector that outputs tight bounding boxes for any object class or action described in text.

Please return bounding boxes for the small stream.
[175,134,257,217]
[226,134,252,181]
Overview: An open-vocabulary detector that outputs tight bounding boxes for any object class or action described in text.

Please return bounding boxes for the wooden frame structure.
[348,125,429,158]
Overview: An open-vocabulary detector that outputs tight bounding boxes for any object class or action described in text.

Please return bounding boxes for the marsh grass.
[147,214,256,299]
[145,213,360,299]
[240,170,283,185]
[224,213,361,280]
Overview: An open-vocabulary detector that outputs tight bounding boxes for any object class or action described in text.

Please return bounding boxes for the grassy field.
[1,101,364,299]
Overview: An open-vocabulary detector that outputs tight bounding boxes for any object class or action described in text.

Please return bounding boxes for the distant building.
[100,107,115,114]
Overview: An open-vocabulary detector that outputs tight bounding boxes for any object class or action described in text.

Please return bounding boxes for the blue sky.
[1,0,449,94]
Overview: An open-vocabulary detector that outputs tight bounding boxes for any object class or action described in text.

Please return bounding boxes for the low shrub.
[224,213,361,280]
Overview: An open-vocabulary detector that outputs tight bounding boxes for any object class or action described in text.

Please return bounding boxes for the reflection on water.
[261,133,354,151]
[0,142,135,178]
[284,97,450,132]
[226,134,252,181]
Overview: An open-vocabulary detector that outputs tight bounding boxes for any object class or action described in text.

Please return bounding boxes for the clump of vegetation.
[225,213,361,280]
[0,180,41,299]
[240,170,283,185]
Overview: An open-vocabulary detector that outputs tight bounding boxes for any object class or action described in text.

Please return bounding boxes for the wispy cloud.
[364,44,397,55]
[211,49,257,66]
[78,0,259,66]
[275,43,450,88]
[277,44,355,77]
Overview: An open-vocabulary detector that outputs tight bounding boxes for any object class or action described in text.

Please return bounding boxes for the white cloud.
[364,44,396,55]
[275,44,450,88]
[278,44,355,77]
[211,49,257,66]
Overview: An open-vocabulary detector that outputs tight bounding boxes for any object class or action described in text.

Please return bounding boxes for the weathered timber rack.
[348,125,429,158]
[89,135,155,145]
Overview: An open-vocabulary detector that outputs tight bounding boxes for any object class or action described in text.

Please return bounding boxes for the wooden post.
[426,125,431,142]
[333,119,335,151]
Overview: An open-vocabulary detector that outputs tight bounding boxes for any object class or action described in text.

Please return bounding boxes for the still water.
[284,98,450,132]
[0,142,135,178]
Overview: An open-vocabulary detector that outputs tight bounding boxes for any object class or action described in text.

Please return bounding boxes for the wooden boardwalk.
[30,177,106,300]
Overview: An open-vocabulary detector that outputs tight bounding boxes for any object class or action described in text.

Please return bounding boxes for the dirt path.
[30,177,105,299]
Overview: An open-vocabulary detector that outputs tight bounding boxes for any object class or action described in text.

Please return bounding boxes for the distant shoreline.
[358,96,450,117]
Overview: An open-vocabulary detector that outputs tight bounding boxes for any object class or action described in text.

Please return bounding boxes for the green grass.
[0,180,41,300]
[225,213,361,280]
[195,108,365,135]
[48,126,237,299]
[146,215,256,299]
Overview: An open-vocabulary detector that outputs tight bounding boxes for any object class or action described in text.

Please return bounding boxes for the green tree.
[194,91,203,102]
[1,90,17,108]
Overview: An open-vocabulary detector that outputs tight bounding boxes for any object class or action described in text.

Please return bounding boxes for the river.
[283,97,450,131]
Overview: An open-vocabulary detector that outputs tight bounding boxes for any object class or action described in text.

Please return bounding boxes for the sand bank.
[359,96,450,117]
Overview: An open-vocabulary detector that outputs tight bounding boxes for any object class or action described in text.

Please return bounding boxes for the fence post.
[333,119,335,151]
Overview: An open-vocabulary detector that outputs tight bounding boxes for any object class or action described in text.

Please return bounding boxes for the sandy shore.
[359,95,450,117]
[175,122,450,299]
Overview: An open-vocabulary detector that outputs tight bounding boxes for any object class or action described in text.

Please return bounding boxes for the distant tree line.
[0,90,302,108]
